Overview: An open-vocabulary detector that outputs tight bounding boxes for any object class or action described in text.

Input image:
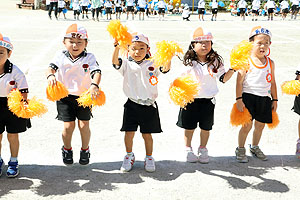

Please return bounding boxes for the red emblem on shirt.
[9,80,15,85]
[149,76,158,86]
[266,73,272,83]
[82,64,89,72]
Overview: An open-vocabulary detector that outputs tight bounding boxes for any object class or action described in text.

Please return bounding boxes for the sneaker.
[62,146,73,165]
[144,156,155,172]
[198,147,209,164]
[235,147,249,163]
[0,159,4,176]
[120,154,135,172]
[250,145,267,161]
[186,150,198,163]
[7,161,19,178]
[296,140,300,159]
[79,149,90,165]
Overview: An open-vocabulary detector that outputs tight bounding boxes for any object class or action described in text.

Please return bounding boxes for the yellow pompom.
[169,75,200,108]
[107,20,132,53]
[281,80,300,95]
[46,81,69,101]
[7,89,48,119]
[230,40,253,71]
[77,89,106,108]
[151,40,183,71]
[230,103,252,127]
[267,110,279,129]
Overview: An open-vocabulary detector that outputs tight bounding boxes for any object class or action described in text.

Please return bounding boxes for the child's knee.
[64,122,76,132]
[78,120,89,131]
[142,133,152,140]
[7,134,19,142]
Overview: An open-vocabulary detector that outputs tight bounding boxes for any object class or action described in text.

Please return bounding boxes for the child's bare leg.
[200,129,210,147]
[184,129,195,147]
[142,133,153,155]
[238,122,253,147]
[62,121,75,149]
[252,120,265,146]
[78,120,90,149]
[0,134,3,156]
[125,131,135,152]
[7,134,19,157]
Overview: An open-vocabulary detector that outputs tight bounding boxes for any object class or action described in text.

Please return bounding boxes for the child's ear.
[8,50,12,58]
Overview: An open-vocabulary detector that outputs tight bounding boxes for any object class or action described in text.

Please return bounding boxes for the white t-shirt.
[242,57,272,97]
[212,1,218,9]
[182,9,190,17]
[198,0,205,8]
[104,1,112,8]
[138,0,147,8]
[0,60,28,97]
[157,1,166,8]
[266,0,275,9]
[238,0,247,9]
[115,0,122,7]
[50,51,101,96]
[185,60,225,98]
[280,1,289,9]
[292,0,300,6]
[58,0,66,8]
[81,0,90,6]
[252,0,261,10]
[72,0,80,10]
[127,0,134,6]
[116,58,161,105]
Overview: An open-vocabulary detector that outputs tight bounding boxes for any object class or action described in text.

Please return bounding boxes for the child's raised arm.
[112,40,120,66]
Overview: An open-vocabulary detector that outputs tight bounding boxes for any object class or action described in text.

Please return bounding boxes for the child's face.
[63,37,87,58]
[252,34,271,57]
[193,41,212,58]
[0,47,11,69]
[128,42,149,62]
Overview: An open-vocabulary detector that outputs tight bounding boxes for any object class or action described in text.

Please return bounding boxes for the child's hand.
[114,39,119,47]
[272,101,277,111]
[88,84,100,100]
[236,99,245,112]
[47,74,57,86]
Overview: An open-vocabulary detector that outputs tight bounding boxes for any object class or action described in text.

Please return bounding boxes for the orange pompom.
[230,40,253,71]
[107,20,132,53]
[169,75,200,108]
[281,80,300,95]
[46,81,69,101]
[77,89,106,108]
[7,89,48,119]
[230,103,252,127]
[267,110,279,129]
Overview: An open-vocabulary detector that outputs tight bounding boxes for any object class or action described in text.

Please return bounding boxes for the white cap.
[131,33,150,46]
[64,24,88,39]
[0,33,13,51]
[191,27,213,42]
[249,26,272,40]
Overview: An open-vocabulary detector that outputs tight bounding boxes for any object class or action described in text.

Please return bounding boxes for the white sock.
[10,157,18,162]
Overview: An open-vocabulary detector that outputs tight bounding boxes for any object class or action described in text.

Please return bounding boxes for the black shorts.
[58,7,64,13]
[139,8,145,12]
[212,8,218,14]
[242,93,272,123]
[292,5,299,12]
[106,8,112,14]
[127,6,134,12]
[56,95,92,122]
[239,8,245,14]
[198,8,205,14]
[116,6,122,12]
[293,95,300,115]
[268,8,274,14]
[252,9,259,14]
[282,8,289,13]
[176,98,215,131]
[120,99,162,133]
[158,8,165,14]
[82,6,88,12]
[0,97,31,134]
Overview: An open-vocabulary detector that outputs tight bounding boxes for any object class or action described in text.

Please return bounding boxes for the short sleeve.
[88,53,101,78]
[14,66,29,93]
[49,51,62,71]
[117,58,128,76]
[215,62,225,79]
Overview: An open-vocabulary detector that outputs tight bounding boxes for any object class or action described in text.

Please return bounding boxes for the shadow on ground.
[0,155,299,197]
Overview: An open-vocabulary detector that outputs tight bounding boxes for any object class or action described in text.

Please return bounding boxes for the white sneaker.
[198,147,209,164]
[144,156,155,172]
[186,150,198,163]
[120,154,135,172]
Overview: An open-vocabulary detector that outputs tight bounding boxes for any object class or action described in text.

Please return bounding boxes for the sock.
[127,152,133,156]
[186,146,192,151]
[64,147,72,151]
[252,145,259,148]
[199,146,206,149]
[146,154,152,158]
[81,147,89,151]
[10,157,18,162]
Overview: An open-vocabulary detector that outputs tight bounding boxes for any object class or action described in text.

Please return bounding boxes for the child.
[138,0,147,20]
[157,0,166,20]
[91,0,103,21]
[0,34,31,177]
[291,0,299,20]
[266,0,275,20]
[252,0,260,21]
[235,26,277,163]
[126,0,135,20]
[73,0,81,20]
[112,33,170,172]
[80,0,90,19]
[46,24,102,165]
[211,0,218,21]
[280,0,289,20]
[198,0,206,21]
[58,0,67,20]
[115,0,122,20]
[49,0,58,20]
[182,5,191,21]
[238,0,247,21]
[293,68,300,158]
[177,27,235,163]
[104,0,113,20]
